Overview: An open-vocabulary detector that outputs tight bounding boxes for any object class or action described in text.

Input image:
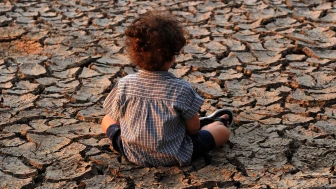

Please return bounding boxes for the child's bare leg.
[101,114,119,133]
[200,114,230,147]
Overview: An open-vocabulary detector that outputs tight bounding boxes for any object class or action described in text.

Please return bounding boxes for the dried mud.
[1,0,336,188]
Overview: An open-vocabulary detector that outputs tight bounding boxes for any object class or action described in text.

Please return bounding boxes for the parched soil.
[0,0,336,188]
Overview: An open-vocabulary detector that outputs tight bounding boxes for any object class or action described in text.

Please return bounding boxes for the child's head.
[124,10,186,71]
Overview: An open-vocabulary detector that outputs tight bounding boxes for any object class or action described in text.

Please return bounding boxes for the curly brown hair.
[124,11,186,71]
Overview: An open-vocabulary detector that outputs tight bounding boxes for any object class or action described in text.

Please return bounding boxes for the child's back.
[104,70,203,166]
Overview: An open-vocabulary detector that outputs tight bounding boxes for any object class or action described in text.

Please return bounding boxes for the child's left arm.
[102,82,122,133]
[180,84,204,135]
[185,113,201,135]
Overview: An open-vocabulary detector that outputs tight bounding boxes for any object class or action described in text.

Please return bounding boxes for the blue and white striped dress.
[103,70,204,166]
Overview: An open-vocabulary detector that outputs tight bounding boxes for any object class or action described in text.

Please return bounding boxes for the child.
[101,10,232,167]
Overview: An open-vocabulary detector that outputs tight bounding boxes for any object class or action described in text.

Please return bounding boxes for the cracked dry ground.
[0,0,336,188]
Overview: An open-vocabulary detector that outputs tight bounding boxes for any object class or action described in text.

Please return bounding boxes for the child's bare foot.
[215,114,230,126]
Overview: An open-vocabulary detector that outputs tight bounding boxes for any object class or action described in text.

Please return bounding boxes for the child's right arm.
[185,113,201,135]
[101,114,120,134]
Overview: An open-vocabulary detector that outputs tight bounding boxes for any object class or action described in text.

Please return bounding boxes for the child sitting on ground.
[101,10,233,167]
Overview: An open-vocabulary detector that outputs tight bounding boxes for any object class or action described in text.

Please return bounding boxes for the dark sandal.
[212,117,230,126]
[200,108,234,127]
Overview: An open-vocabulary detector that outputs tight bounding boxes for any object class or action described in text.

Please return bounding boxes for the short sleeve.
[180,85,204,120]
[103,82,122,121]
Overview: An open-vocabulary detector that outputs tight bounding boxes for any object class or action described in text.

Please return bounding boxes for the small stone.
[243,69,252,76]
[236,66,244,72]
